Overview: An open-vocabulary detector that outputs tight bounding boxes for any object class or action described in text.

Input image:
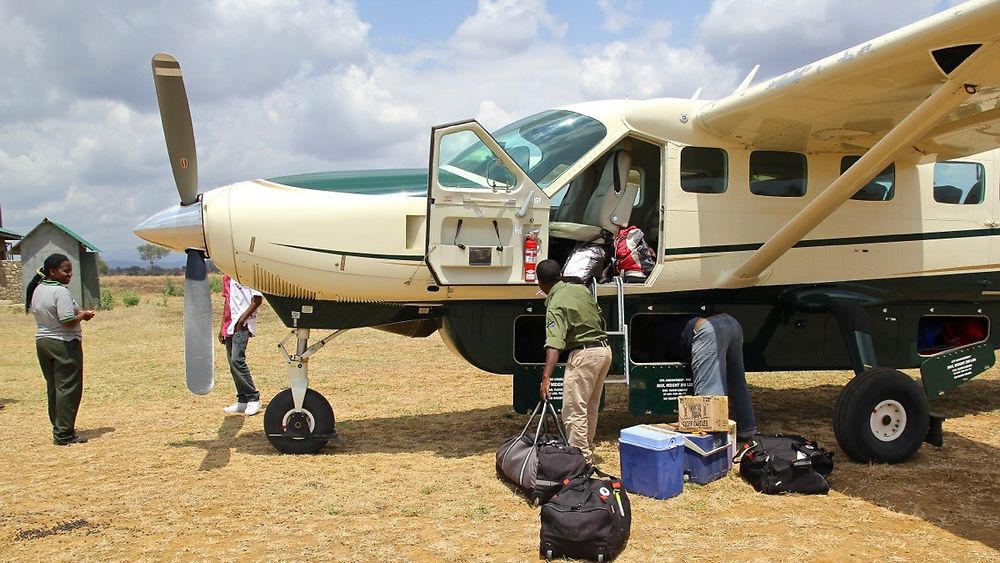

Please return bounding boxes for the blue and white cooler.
[681,431,732,485]
[619,425,684,499]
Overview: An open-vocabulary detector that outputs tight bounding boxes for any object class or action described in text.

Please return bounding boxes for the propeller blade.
[184,249,215,395]
[152,53,199,206]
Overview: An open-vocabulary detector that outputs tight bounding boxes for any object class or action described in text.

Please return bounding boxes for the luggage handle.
[519,400,570,446]
[682,435,731,458]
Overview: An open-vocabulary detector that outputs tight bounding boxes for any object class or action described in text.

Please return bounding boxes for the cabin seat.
[549,150,636,242]
[934,184,963,204]
[963,180,983,204]
[551,167,597,223]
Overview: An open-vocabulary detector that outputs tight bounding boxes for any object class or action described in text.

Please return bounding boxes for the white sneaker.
[223,402,247,414]
[245,400,262,416]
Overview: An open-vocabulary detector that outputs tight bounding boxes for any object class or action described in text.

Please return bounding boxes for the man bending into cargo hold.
[537,259,612,464]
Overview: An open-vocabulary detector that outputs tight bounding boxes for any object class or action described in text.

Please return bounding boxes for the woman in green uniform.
[26,253,96,445]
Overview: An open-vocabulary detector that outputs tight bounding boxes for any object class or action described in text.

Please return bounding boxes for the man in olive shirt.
[537,259,612,463]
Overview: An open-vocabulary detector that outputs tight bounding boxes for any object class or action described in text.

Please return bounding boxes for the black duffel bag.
[738,434,834,494]
[540,466,631,562]
[496,401,588,505]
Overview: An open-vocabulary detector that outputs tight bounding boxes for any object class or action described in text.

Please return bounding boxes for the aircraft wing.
[694,0,1000,161]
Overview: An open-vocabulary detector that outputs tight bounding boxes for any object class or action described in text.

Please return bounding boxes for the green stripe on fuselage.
[267,169,428,196]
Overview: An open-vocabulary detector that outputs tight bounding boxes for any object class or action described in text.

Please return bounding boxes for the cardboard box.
[677,395,729,432]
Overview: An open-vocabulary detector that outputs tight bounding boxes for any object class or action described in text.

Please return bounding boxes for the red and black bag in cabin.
[496,401,588,505]
[540,466,631,562]
[737,434,834,495]
[613,226,655,281]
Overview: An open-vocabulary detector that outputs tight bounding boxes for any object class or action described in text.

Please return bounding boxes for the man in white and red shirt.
[219,274,264,415]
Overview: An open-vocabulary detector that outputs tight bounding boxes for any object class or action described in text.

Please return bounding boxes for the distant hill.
[106,258,186,269]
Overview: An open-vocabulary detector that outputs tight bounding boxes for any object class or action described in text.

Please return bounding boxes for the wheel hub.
[282,410,316,438]
[869,399,907,442]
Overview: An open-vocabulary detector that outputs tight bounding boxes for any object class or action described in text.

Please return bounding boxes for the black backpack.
[738,434,834,494]
[540,466,631,562]
[496,401,588,505]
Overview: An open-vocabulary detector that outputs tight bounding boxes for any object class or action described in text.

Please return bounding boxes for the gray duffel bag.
[496,401,588,505]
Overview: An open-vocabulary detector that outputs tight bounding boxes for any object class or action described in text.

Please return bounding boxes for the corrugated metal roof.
[0,226,22,240]
[10,218,101,253]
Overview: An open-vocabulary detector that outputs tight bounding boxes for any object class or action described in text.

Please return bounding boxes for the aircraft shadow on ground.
[167,415,245,471]
[213,377,998,549]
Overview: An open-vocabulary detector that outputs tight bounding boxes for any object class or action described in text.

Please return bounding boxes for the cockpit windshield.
[444,110,607,190]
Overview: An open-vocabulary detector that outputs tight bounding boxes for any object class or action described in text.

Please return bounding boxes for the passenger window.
[934,161,985,204]
[841,156,895,201]
[629,168,643,205]
[680,147,728,194]
[750,151,806,197]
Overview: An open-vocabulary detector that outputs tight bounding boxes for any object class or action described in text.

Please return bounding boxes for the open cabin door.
[427,120,550,285]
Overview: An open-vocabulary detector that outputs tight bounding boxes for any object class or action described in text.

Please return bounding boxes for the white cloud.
[698,0,943,80]
[0,0,959,260]
[451,0,567,57]
[597,0,640,34]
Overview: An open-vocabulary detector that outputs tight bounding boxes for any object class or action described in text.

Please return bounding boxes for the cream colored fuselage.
[201,98,1000,307]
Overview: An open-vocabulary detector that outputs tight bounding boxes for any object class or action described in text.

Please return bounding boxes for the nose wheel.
[263,388,335,454]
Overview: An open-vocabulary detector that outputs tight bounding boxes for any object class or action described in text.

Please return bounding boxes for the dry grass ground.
[0,276,998,561]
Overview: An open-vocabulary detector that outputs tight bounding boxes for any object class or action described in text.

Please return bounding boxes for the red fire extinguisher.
[523,233,538,282]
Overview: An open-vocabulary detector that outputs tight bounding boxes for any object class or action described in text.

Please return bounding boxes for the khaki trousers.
[561,346,612,463]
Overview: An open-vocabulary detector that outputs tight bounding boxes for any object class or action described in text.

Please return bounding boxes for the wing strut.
[714,41,1000,289]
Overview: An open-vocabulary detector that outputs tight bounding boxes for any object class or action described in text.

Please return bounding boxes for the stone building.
[11,219,101,309]
[0,225,23,303]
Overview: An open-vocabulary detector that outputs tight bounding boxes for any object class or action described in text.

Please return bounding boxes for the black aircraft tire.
[264,388,335,454]
[833,368,929,464]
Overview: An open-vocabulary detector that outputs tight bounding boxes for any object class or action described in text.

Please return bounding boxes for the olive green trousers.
[36,338,84,443]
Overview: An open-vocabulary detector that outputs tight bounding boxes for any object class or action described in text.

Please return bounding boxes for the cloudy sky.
[0,0,958,261]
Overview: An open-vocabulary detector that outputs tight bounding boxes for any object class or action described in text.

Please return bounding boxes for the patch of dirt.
[1,281,998,561]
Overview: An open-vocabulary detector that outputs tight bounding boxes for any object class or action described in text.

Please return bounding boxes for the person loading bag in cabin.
[537,259,613,465]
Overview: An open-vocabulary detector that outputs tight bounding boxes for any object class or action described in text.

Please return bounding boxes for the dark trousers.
[690,314,758,438]
[36,338,84,443]
[225,330,260,402]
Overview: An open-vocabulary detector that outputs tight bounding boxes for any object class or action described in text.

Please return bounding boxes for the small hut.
[12,219,101,309]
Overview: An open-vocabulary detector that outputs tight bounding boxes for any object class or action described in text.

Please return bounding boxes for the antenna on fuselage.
[690,88,702,100]
[733,64,760,96]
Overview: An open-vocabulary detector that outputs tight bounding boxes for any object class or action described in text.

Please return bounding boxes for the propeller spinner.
[139,53,215,395]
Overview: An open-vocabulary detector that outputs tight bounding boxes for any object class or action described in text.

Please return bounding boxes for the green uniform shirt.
[544,281,607,350]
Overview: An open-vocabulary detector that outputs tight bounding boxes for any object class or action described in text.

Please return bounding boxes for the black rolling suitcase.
[540,466,631,562]
[496,401,588,505]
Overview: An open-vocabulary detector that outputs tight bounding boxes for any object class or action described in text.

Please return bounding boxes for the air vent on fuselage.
[253,264,317,300]
[931,44,981,75]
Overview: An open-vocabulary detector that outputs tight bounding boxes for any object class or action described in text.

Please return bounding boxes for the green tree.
[97,255,109,276]
[137,243,170,271]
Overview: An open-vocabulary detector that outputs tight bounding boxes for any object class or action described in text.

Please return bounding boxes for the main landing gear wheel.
[264,388,335,454]
[833,368,929,464]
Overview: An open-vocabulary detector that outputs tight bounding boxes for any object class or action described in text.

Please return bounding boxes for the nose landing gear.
[263,328,347,454]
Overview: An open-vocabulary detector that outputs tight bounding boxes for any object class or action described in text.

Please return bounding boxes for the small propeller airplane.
[137,0,1000,461]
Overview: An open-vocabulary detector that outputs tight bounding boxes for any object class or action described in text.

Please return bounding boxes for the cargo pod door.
[427,120,549,285]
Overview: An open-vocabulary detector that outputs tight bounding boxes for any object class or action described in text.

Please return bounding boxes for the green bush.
[163,278,183,297]
[121,290,140,307]
[98,289,116,311]
[209,277,222,294]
